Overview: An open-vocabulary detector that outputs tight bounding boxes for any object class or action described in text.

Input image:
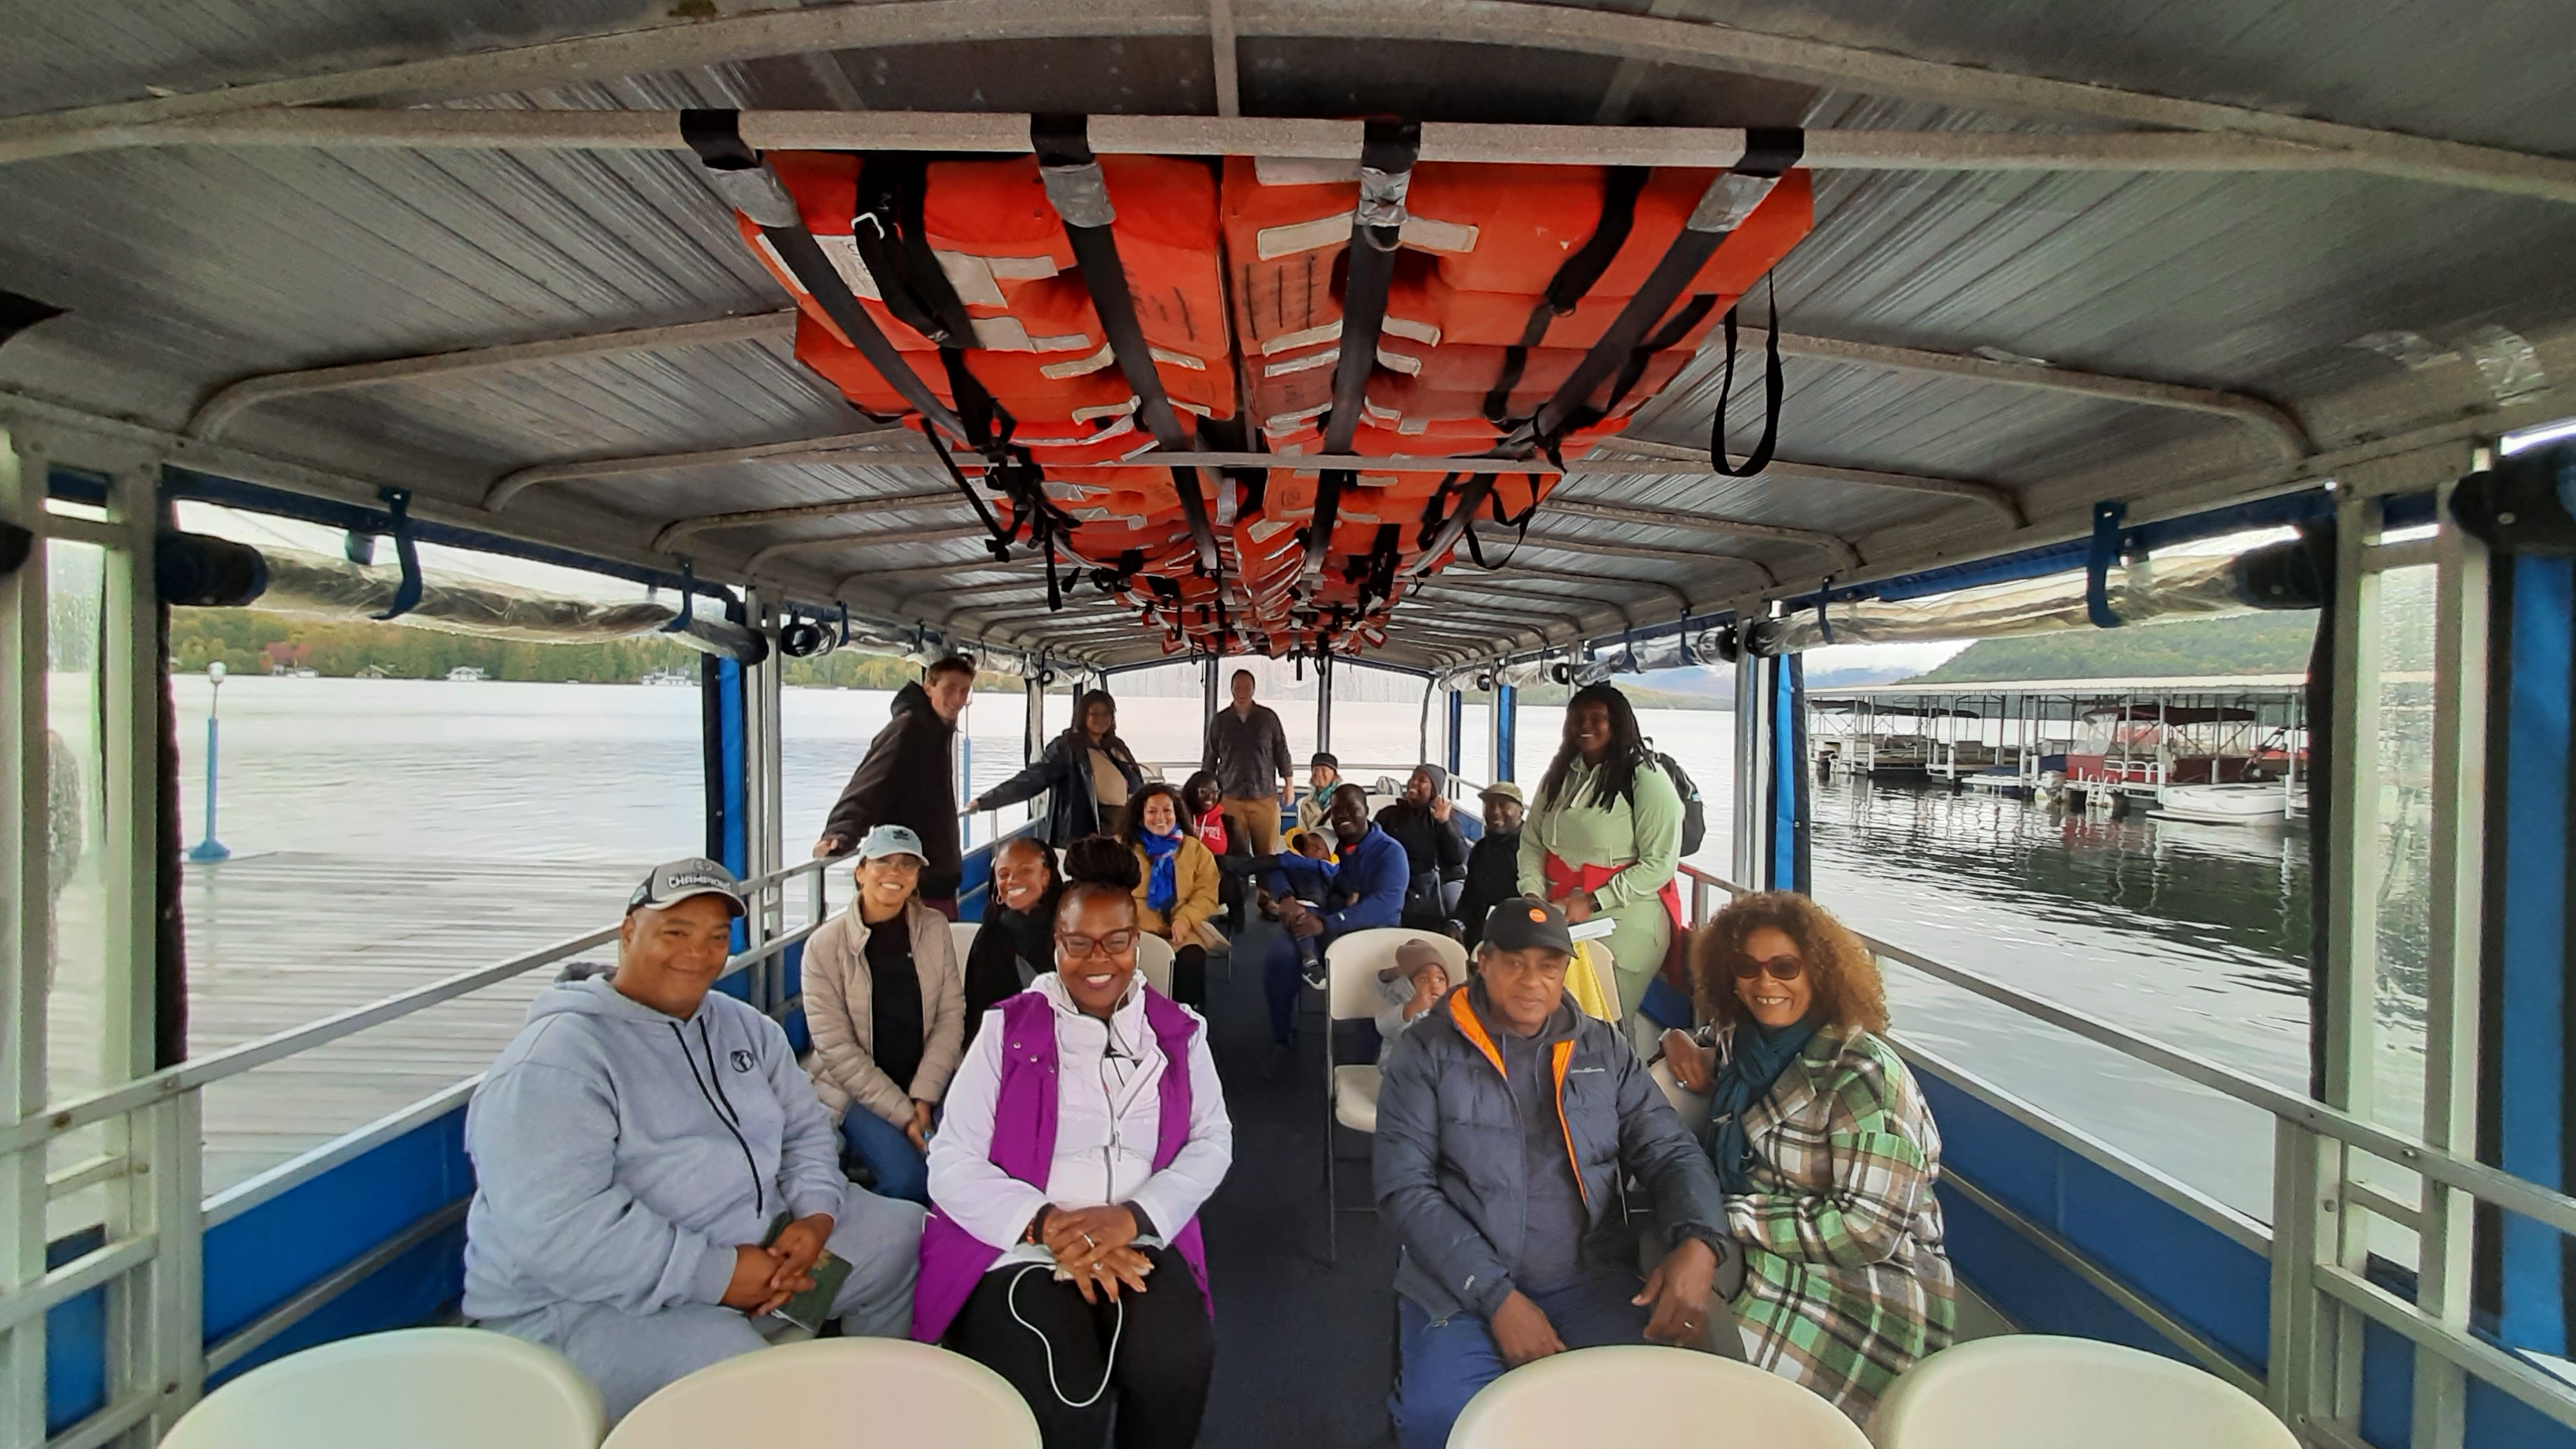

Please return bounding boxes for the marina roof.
[1811,673,2311,698]
[2,2,2572,667]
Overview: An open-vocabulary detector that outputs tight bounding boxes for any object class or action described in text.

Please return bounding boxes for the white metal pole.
[0,431,53,1449]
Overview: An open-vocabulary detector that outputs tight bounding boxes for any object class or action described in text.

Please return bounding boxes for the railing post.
[2414,469,2491,1449]
[141,1092,204,1436]
[2268,1117,2331,1431]
[1,431,53,1449]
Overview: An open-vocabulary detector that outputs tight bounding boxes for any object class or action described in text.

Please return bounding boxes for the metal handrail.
[2,856,834,1159]
[1674,863,2576,1240]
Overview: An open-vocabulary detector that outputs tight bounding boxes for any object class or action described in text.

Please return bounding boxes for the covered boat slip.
[5,1,2576,1446]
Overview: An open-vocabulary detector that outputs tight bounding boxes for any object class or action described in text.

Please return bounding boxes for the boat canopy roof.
[2,1,2572,668]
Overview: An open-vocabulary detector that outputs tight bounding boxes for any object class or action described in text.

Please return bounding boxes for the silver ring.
[1081,1232,1096,1249]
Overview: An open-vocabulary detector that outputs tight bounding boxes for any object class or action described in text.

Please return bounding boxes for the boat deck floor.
[1195,918,1402,1448]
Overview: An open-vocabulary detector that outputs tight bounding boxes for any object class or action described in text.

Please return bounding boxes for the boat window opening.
[38,538,117,1245]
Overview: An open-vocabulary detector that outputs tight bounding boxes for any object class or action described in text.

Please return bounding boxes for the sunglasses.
[1056,930,1139,962]
[1728,953,1807,982]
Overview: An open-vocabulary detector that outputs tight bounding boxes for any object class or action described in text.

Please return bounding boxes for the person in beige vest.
[801,825,965,1205]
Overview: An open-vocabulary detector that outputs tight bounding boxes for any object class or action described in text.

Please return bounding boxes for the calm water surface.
[153,675,2359,1218]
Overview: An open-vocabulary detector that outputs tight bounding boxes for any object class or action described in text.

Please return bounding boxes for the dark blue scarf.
[1140,826,1184,914]
[1706,1013,1822,1193]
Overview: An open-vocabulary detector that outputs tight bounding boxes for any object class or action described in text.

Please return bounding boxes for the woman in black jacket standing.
[969,690,1145,844]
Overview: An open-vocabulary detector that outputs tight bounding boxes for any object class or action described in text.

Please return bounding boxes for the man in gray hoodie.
[464,857,924,1420]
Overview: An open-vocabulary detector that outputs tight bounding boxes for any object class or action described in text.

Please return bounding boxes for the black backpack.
[1649,749,1707,858]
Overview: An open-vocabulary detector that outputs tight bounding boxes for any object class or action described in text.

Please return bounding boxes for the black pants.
[948,1246,1214,1449]
[1171,943,1208,1008]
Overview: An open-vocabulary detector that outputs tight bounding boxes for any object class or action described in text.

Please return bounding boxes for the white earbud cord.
[1007,1263,1125,1408]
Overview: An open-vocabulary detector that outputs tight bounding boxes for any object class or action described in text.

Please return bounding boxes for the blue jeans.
[1264,928,1325,1044]
[839,1106,930,1206]
[1390,1275,1651,1449]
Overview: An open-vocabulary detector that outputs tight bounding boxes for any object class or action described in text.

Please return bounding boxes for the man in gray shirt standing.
[1201,668,1293,858]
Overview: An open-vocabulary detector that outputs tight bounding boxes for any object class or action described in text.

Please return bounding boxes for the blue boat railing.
[17,824,2575,1444]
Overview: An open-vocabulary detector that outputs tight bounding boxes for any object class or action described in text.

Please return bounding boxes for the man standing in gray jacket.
[463,858,924,1421]
[1374,900,1732,1449]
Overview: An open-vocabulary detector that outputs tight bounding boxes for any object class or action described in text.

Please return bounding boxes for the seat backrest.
[1136,931,1175,996]
[947,919,983,970]
[1325,927,1470,1021]
[162,1327,605,1449]
[1650,1058,1711,1137]
[1451,1345,1869,1449]
[1866,1337,2297,1449]
[605,1339,1037,1448]
[1568,939,1621,1022]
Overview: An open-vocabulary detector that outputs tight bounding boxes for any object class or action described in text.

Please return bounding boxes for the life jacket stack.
[718,137,1813,657]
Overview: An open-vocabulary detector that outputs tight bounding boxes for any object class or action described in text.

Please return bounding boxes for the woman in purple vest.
[917,837,1234,1449]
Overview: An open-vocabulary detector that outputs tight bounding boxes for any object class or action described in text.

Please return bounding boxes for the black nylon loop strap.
[682,109,972,446]
[1031,114,1222,578]
[1307,118,1421,579]
[1709,275,1784,479]
[1484,166,1649,428]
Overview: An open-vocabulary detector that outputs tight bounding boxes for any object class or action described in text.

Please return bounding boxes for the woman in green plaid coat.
[1664,891,1955,1421]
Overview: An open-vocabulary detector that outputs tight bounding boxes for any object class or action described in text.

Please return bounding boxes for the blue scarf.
[1705,1013,1823,1193]
[1140,827,1183,914]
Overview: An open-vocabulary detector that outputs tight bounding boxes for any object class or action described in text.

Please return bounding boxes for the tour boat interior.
[6,2,2576,1446]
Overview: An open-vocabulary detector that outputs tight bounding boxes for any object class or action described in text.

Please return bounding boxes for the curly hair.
[1121,782,1192,849]
[1057,833,1142,927]
[1690,890,1889,1035]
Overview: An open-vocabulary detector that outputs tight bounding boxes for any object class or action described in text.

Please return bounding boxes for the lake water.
[103,673,2400,1220]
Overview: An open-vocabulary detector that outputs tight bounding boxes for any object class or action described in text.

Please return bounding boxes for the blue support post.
[187,665,230,862]
[1765,656,1811,894]
[1494,683,1518,781]
[1445,689,1464,777]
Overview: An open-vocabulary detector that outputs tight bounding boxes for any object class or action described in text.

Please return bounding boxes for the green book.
[762,1214,854,1333]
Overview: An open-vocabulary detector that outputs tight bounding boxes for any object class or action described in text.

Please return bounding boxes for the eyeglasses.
[1056,930,1139,962]
[1728,953,1807,982]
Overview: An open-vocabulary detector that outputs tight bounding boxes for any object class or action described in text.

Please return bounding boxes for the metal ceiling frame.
[183,311,798,440]
[8,0,2576,201]
[485,428,916,510]
[650,489,960,552]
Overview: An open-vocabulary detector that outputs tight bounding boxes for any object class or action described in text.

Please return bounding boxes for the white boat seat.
[1651,1058,1713,1138]
[1333,1064,1381,1133]
[604,1339,1036,1448]
[946,919,983,970]
[161,1327,605,1449]
[1136,931,1175,996]
[1450,1344,1868,1448]
[1865,1335,2296,1449]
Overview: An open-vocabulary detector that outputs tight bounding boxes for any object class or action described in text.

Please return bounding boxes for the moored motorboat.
[2151,781,2290,825]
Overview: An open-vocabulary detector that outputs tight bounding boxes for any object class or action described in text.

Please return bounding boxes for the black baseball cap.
[1481,898,1574,955]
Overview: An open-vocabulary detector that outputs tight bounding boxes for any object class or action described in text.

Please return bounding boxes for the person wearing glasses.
[916,837,1232,1449]
[1661,891,1955,1422]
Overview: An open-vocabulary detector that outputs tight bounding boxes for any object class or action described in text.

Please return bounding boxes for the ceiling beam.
[1518,531,1779,587]
[1538,496,1859,568]
[55,107,2576,204]
[485,428,917,510]
[1753,331,2312,458]
[185,311,797,440]
[1207,0,1242,119]
[743,522,990,579]
[650,488,961,552]
[6,0,2571,200]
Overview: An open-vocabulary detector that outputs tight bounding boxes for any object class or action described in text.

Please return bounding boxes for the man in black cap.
[1373,899,1733,1449]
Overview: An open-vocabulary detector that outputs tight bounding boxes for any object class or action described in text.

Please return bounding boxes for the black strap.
[1306,119,1422,579]
[848,155,975,349]
[680,110,971,446]
[1708,276,1784,478]
[1483,167,1649,427]
[1029,114,1222,578]
[1413,129,1803,577]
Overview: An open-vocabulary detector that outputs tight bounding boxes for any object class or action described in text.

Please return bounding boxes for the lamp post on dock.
[188,661,231,863]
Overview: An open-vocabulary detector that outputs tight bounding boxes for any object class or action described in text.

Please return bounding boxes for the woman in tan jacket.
[1122,783,1222,1008]
[800,824,965,1205]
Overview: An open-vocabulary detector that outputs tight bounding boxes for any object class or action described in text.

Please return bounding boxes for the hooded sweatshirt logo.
[731,1048,755,1073]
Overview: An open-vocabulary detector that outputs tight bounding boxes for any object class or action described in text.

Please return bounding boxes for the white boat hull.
[2151,783,2290,825]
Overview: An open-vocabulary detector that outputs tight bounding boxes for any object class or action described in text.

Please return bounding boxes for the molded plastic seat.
[603,1339,1038,1448]
[1137,930,1175,996]
[947,918,983,969]
[1449,1344,1870,1448]
[1864,1335,2297,1449]
[1333,1063,1382,1132]
[1651,1058,1712,1137]
[161,1327,605,1449]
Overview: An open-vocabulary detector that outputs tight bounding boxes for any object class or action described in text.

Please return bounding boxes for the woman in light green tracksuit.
[1515,683,1686,1018]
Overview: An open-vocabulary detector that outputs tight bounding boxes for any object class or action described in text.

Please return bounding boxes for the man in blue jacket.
[1374,900,1733,1449]
[1260,782,1406,1058]
[462,858,925,1421]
